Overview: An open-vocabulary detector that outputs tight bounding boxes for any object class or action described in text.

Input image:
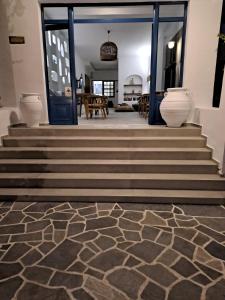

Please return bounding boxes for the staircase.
[0,125,224,204]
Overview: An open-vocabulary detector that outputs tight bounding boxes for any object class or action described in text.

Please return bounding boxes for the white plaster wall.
[3,0,48,124]
[183,0,225,172]
[0,108,21,145]
[118,55,150,103]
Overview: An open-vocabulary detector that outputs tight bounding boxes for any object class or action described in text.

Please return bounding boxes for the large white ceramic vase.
[20,93,42,127]
[160,88,191,127]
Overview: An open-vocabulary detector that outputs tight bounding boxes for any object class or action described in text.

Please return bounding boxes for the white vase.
[160,88,191,127]
[20,93,42,127]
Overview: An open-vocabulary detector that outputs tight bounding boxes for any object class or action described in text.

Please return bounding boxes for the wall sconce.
[168,41,175,49]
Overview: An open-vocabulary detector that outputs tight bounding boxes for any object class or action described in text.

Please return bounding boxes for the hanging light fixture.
[100,30,118,61]
[168,41,175,49]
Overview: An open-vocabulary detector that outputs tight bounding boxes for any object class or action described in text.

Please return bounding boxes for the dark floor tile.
[206,279,225,300]
[50,271,83,289]
[94,235,116,250]
[86,217,117,230]
[0,276,23,300]
[0,262,23,280]
[196,217,225,232]
[142,226,160,241]
[10,231,42,243]
[205,240,225,261]
[156,231,172,246]
[0,224,24,235]
[196,225,225,243]
[107,267,145,299]
[141,281,166,300]
[72,288,94,300]
[23,266,53,284]
[193,232,210,246]
[39,239,82,270]
[125,255,141,267]
[0,211,25,225]
[44,212,73,220]
[2,243,31,261]
[89,248,127,272]
[24,203,58,213]
[123,230,141,241]
[174,228,197,241]
[119,203,172,211]
[53,220,68,230]
[177,205,225,217]
[168,280,202,300]
[99,226,123,237]
[72,230,98,242]
[192,273,211,285]
[138,263,177,287]
[195,262,222,280]
[85,267,104,280]
[110,209,123,218]
[127,240,164,263]
[21,249,42,265]
[79,247,95,262]
[68,260,87,273]
[38,242,56,254]
[17,282,71,300]
[78,206,96,216]
[122,211,143,221]
[67,222,85,236]
[172,257,198,277]
[172,236,195,259]
[118,218,142,231]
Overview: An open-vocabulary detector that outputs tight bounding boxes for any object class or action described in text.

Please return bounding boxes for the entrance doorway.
[42,2,188,125]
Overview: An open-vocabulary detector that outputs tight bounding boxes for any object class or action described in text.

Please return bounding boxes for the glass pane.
[44,7,68,20]
[156,22,183,92]
[45,29,72,97]
[93,81,103,95]
[74,5,153,19]
[159,4,184,18]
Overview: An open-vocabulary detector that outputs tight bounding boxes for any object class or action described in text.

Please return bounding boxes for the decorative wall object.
[160,87,191,127]
[100,30,117,61]
[20,93,42,127]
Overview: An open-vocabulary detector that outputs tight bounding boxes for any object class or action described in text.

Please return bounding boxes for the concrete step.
[8,126,202,137]
[0,173,224,190]
[0,147,211,160]
[2,136,206,148]
[0,159,218,174]
[0,188,224,204]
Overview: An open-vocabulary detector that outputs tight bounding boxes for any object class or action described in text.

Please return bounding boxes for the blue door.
[44,24,76,125]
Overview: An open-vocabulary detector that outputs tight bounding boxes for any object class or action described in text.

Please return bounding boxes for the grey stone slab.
[86,217,117,230]
[89,248,127,271]
[176,219,198,227]
[94,235,116,250]
[0,235,9,243]
[2,243,31,261]
[0,224,24,235]
[196,225,225,242]
[119,218,142,231]
[12,202,32,210]
[70,214,85,223]
[79,247,95,262]
[117,241,133,250]
[119,203,172,211]
[193,232,210,246]
[195,262,222,280]
[110,209,123,218]
[21,249,42,265]
[78,206,96,216]
[10,231,42,242]
[156,231,172,246]
[52,220,68,230]
[84,276,127,300]
[141,281,166,300]
[172,257,198,277]
[167,218,178,227]
[141,211,167,226]
[85,267,104,280]
[142,226,160,241]
[50,271,83,289]
[44,212,73,220]
[0,276,23,300]
[125,256,141,267]
[70,202,95,209]
[127,240,164,263]
[68,260,87,273]
[17,282,71,300]
[99,226,123,237]
[122,211,143,221]
[107,267,145,299]
[177,205,225,217]
[86,241,100,253]
[0,262,23,280]
[154,211,174,219]
[72,288,94,300]
[205,240,225,261]
[0,211,25,225]
[173,206,184,214]
[192,273,211,285]
[168,280,202,300]
[174,228,197,241]
[72,230,98,242]
[54,203,71,211]
[23,266,53,284]
[172,236,195,259]
[67,222,85,236]
[206,279,225,300]
[157,249,179,266]
[38,242,56,254]
[138,263,177,287]
[124,230,141,241]
[196,217,225,232]
[24,203,58,212]
[39,239,82,270]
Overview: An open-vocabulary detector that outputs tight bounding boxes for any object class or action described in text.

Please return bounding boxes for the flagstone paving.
[0,202,225,300]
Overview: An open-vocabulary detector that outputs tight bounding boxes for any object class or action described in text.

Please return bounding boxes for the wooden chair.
[83,95,107,119]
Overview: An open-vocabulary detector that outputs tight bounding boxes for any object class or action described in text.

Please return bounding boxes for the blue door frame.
[41,2,188,125]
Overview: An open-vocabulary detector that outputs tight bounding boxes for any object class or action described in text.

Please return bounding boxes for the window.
[92,80,115,97]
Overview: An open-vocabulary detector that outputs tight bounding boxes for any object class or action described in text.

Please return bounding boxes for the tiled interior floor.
[78,108,149,127]
[0,201,225,300]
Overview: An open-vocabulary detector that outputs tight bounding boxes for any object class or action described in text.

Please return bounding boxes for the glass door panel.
[45,26,75,124]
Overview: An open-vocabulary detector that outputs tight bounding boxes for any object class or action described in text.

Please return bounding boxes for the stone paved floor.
[0,202,225,300]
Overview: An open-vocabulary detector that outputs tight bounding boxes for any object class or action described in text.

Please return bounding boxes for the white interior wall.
[183,0,225,172]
